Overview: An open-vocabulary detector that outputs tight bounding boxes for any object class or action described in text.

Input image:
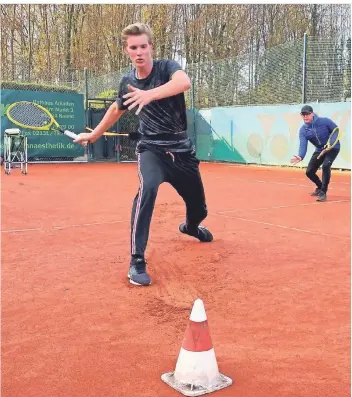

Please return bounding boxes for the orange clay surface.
[2,162,350,397]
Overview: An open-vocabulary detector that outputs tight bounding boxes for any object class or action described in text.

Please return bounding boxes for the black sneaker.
[128,258,151,286]
[311,188,322,196]
[316,191,327,202]
[179,222,213,242]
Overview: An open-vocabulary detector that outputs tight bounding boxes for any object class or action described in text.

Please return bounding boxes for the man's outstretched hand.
[290,155,302,164]
[123,84,155,115]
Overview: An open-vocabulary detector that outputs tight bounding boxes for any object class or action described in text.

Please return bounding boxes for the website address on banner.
[27,143,76,149]
[0,142,76,150]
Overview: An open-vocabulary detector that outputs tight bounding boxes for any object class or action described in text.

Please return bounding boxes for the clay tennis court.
[2,162,350,397]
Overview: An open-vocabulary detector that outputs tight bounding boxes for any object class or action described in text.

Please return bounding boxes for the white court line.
[53,220,127,230]
[214,176,350,191]
[216,199,349,214]
[212,212,349,240]
[1,228,41,233]
[1,200,349,237]
[1,220,128,234]
[220,163,351,180]
[217,166,351,185]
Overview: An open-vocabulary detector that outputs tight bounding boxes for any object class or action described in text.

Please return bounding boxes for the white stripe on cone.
[174,348,220,386]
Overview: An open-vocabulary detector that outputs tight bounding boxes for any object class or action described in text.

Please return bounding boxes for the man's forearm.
[150,72,191,101]
[298,137,308,159]
[90,103,125,141]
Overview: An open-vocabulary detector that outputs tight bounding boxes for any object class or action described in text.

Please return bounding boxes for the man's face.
[124,34,153,68]
[301,112,314,123]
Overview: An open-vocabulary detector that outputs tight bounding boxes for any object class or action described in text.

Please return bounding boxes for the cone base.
[161,371,232,397]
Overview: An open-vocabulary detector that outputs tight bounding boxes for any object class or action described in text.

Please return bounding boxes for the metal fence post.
[302,33,308,104]
[190,78,197,151]
[84,67,89,123]
[84,67,93,161]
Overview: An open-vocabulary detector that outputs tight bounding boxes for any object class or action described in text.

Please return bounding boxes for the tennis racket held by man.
[317,127,340,159]
[85,127,128,136]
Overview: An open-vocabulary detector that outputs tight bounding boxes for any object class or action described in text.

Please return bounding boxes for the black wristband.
[128,132,141,141]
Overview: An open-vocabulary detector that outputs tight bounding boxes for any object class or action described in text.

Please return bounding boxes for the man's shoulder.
[120,68,135,82]
[315,116,337,128]
[154,59,182,71]
[317,116,332,124]
[154,59,178,66]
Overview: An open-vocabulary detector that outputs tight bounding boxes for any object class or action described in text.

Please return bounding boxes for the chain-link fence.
[85,35,351,110]
[305,36,351,102]
[2,35,350,105]
[86,100,138,162]
[85,69,138,162]
[184,35,350,108]
[2,34,350,164]
[186,39,304,108]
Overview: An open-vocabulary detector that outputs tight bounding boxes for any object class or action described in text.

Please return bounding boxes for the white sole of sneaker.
[129,279,152,286]
[127,273,151,286]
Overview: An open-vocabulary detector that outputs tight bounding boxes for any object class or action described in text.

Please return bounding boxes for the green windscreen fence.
[1,89,85,160]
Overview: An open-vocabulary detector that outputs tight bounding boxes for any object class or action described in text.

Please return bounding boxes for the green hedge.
[88,89,117,109]
[0,81,79,93]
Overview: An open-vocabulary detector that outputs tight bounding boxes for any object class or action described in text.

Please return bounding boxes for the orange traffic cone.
[161,298,232,396]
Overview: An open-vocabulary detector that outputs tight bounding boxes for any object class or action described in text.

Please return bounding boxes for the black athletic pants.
[306,148,340,193]
[130,148,207,257]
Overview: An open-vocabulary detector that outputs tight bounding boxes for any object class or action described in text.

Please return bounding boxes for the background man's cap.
[300,105,313,114]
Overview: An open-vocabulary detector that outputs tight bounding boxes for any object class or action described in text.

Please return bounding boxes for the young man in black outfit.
[74,23,213,286]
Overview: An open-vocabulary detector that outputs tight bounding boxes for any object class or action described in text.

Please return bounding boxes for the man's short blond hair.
[121,23,153,47]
